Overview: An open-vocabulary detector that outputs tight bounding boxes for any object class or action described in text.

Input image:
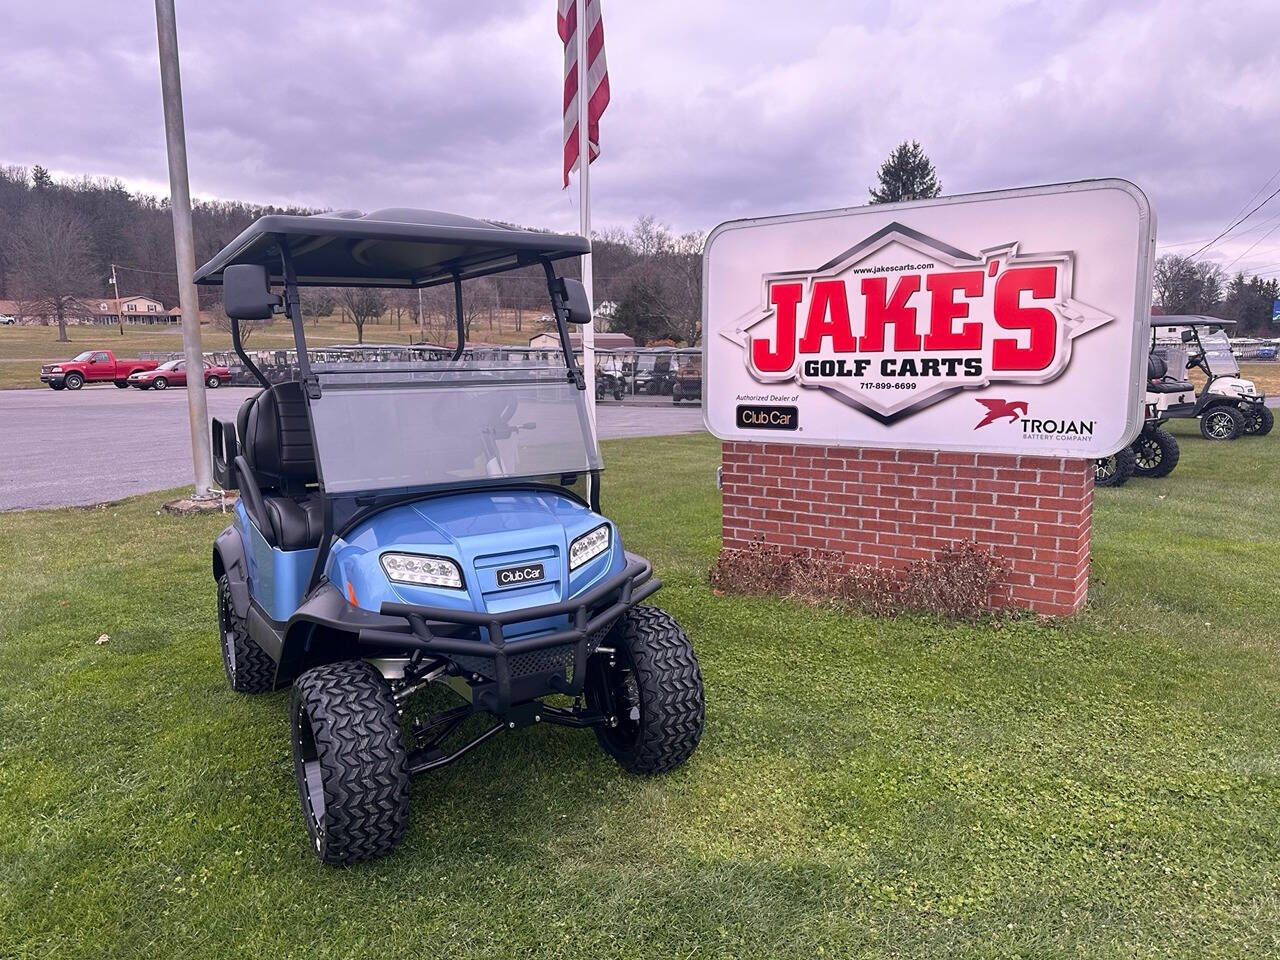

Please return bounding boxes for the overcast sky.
[3,0,1279,276]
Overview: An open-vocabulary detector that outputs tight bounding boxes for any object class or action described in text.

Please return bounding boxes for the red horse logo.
[974,398,1028,429]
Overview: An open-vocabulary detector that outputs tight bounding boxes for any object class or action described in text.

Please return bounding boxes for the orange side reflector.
[346,581,358,606]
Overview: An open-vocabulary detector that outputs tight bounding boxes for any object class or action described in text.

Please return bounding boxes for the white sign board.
[702,180,1155,457]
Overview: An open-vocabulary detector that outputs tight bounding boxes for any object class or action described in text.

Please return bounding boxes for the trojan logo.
[722,222,1112,423]
[974,399,1029,429]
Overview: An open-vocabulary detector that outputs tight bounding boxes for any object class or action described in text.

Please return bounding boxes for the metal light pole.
[154,0,214,498]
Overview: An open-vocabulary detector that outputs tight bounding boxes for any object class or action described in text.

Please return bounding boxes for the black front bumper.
[358,555,660,713]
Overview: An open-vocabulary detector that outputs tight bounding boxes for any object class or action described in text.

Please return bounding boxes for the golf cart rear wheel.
[1244,404,1273,437]
[1131,428,1180,478]
[1200,405,1244,441]
[586,605,704,774]
[290,660,409,866]
[217,574,276,694]
[1094,446,1136,487]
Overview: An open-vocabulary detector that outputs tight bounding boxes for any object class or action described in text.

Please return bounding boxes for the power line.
[1190,182,1280,259]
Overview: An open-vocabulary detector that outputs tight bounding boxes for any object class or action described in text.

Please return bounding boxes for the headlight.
[569,523,611,570]
[51,366,62,373]
[379,552,464,589]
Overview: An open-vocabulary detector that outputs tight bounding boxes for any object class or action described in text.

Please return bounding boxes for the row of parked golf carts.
[1094,316,1272,487]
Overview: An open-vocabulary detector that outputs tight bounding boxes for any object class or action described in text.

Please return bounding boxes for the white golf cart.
[1151,317,1272,441]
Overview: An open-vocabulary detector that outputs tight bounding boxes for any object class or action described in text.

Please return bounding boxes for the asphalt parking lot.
[0,386,707,511]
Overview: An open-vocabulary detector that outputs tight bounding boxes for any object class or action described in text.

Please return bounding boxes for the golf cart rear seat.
[235,381,324,550]
[1147,354,1194,394]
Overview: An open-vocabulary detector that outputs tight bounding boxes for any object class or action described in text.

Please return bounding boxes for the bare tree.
[214,303,272,345]
[1154,254,1225,314]
[4,204,99,341]
[339,286,385,344]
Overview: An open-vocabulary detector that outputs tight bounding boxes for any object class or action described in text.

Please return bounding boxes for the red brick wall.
[720,441,1094,616]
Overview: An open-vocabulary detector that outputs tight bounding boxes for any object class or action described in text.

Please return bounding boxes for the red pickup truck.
[40,350,160,390]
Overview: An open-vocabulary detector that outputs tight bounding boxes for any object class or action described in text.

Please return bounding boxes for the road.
[0,386,707,511]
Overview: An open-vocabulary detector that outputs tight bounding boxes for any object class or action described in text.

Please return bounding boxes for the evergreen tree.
[31,165,53,190]
[868,140,941,204]
[611,278,674,345]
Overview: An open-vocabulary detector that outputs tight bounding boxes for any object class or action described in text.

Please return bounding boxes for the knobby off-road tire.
[1131,427,1180,478]
[588,605,704,774]
[1201,405,1244,441]
[291,660,409,866]
[1094,446,1136,487]
[217,574,276,694]
[1244,404,1274,437]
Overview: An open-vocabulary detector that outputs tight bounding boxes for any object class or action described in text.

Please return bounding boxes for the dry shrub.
[710,539,1008,621]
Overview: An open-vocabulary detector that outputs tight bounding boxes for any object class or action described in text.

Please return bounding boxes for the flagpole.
[576,0,596,431]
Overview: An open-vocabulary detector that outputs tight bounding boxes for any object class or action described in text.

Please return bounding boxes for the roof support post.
[278,239,318,398]
[452,277,465,361]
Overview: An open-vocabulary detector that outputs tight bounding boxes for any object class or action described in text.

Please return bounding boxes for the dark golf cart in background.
[199,209,704,865]
[1094,353,1184,488]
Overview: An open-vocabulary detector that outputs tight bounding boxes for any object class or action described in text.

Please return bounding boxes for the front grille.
[453,622,615,682]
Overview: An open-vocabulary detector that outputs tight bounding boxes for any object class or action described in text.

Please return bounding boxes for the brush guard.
[357,555,660,715]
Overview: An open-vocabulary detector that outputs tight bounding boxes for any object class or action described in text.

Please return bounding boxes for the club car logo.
[974,399,1096,441]
[497,563,545,586]
[722,223,1113,423]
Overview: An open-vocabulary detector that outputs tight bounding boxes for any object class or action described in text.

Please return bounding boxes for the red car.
[128,358,231,391]
[40,349,159,390]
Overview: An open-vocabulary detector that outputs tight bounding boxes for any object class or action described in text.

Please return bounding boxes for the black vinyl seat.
[1147,354,1194,394]
[236,382,324,550]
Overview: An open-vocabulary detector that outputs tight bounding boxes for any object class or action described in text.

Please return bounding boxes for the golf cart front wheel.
[1094,446,1136,487]
[586,605,704,774]
[1200,406,1244,441]
[1131,427,1180,478]
[217,574,276,694]
[1244,404,1273,437]
[290,660,409,866]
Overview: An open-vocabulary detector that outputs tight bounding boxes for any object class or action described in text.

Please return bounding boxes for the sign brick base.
[720,441,1094,617]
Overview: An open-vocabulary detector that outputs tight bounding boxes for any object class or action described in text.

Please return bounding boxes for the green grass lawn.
[2,424,1279,958]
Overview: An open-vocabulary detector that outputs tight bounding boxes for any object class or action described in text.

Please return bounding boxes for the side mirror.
[223,264,282,320]
[1180,329,1195,343]
[553,278,592,325]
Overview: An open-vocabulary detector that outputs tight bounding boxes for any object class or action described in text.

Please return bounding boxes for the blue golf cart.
[197,209,704,865]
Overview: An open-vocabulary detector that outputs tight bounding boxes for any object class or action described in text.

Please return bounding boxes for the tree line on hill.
[4,150,1275,346]
[0,164,705,345]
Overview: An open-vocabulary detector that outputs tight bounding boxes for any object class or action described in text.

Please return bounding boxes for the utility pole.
[109,264,124,336]
[154,0,214,498]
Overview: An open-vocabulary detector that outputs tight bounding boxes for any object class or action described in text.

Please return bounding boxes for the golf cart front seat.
[235,381,324,551]
[1147,354,1194,394]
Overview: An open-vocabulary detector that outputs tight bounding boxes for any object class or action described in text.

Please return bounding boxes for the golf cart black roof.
[1151,315,1237,327]
[193,208,589,289]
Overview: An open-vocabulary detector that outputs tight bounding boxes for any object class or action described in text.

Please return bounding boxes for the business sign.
[702,180,1155,457]
[1272,298,1280,324]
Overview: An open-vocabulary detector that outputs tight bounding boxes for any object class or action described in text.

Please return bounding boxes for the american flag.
[558,0,610,188]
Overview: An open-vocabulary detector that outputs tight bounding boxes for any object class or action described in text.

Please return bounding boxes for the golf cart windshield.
[307,360,600,495]
[1196,329,1240,375]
